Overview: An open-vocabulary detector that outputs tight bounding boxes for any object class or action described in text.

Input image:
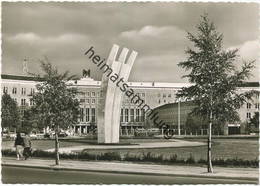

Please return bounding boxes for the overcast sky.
[2,2,259,83]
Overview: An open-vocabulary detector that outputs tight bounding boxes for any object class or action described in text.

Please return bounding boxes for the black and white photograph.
[1,1,259,185]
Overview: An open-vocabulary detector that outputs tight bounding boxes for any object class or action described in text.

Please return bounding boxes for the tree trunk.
[55,125,60,165]
[207,110,213,173]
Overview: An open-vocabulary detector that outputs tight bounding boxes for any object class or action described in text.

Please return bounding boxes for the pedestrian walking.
[14,132,24,160]
[23,132,32,160]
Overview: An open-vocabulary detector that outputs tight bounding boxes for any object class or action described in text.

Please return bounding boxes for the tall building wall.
[1,74,259,134]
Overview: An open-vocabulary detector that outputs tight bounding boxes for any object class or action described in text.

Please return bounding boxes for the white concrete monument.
[97,44,137,143]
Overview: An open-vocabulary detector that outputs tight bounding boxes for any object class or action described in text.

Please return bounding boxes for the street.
[2,166,257,184]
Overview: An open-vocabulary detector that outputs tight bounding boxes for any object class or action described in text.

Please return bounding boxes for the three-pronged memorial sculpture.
[97,44,138,144]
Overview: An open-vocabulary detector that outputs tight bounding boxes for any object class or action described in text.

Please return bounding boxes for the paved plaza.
[45,139,206,153]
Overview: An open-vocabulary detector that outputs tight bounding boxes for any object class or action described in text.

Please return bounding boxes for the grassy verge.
[2,149,258,168]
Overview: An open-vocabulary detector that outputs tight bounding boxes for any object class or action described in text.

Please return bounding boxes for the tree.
[249,112,259,132]
[21,108,39,133]
[31,61,80,165]
[177,15,255,173]
[185,113,208,134]
[1,93,20,132]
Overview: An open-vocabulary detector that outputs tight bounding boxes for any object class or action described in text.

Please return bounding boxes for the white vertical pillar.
[97,44,137,144]
[111,50,137,143]
[97,45,119,143]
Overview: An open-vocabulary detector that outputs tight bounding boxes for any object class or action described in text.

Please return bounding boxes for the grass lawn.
[2,139,87,150]
[81,138,259,161]
[2,138,258,161]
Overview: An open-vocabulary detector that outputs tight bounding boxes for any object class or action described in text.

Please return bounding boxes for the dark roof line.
[1,74,44,81]
[238,82,259,88]
[153,100,195,110]
[1,74,80,81]
[1,74,259,87]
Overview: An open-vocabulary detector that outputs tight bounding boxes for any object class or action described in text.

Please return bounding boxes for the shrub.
[32,150,55,158]
[97,152,121,161]
[169,154,178,163]
[197,158,207,164]
[77,152,97,160]
[212,157,258,168]
[185,153,195,164]
[60,152,79,160]
[2,149,16,156]
[2,149,258,168]
[176,158,186,164]
[124,153,142,162]
[142,152,161,162]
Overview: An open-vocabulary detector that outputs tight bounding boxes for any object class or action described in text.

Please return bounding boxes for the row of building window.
[158,99,172,104]
[82,92,99,97]
[4,88,146,99]
[79,108,96,122]
[246,112,259,119]
[246,103,260,109]
[79,108,146,123]
[120,108,145,123]
[246,112,251,119]
[80,95,148,105]
[137,93,145,97]
[81,91,143,98]
[3,87,35,95]
[158,93,173,98]
[20,98,34,106]
[80,92,145,98]
[80,98,97,104]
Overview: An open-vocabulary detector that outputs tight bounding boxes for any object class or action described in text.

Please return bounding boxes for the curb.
[2,163,258,182]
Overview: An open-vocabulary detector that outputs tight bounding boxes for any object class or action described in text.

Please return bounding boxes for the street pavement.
[2,166,257,184]
[2,157,258,182]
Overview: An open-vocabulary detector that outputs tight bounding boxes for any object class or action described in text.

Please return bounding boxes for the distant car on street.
[134,128,147,137]
[134,128,161,137]
[43,131,68,138]
[7,133,16,140]
[2,132,8,139]
[29,133,38,139]
[36,133,45,139]
[44,133,51,139]
[58,132,68,137]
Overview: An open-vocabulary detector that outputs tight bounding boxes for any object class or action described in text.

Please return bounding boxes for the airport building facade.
[1,74,259,135]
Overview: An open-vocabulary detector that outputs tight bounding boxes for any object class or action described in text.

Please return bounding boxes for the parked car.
[58,132,68,137]
[2,132,8,139]
[7,133,16,140]
[134,128,161,137]
[44,133,51,139]
[134,128,148,137]
[147,128,161,136]
[36,133,45,139]
[43,131,68,138]
[29,133,38,139]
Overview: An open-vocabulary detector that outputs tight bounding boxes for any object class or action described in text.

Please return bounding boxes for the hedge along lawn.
[81,138,259,161]
[2,138,258,161]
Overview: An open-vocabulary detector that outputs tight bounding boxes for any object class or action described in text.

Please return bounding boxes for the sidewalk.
[2,157,258,181]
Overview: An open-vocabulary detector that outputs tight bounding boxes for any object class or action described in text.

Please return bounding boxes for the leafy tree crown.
[177,15,256,123]
[31,61,80,130]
